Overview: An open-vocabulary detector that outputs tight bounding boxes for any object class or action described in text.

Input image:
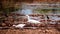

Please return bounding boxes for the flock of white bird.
[13,15,60,28]
[13,15,42,28]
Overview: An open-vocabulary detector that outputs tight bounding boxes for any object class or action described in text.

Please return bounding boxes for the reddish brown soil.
[0,27,60,34]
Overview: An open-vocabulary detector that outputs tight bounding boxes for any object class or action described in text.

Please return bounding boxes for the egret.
[26,15,41,24]
[13,24,26,28]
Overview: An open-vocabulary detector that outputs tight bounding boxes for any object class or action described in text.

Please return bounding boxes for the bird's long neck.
[27,15,30,20]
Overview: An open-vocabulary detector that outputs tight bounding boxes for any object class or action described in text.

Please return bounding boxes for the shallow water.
[21,9,33,15]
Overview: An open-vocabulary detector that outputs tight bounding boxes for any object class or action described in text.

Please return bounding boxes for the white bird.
[13,24,26,28]
[26,15,41,24]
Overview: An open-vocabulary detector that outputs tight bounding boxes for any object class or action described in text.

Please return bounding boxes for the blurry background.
[0,0,60,34]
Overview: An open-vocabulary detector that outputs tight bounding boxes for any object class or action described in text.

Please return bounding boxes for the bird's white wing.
[15,24,26,28]
[28,19,41,24]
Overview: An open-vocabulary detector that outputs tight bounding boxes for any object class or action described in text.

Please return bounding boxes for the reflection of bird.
[26,15,41,24]
[13,24,26,28]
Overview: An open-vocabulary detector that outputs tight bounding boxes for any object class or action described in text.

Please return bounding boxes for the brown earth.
[0,27,60,34]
